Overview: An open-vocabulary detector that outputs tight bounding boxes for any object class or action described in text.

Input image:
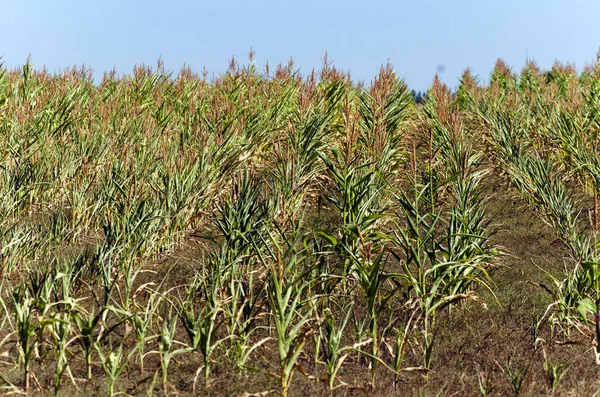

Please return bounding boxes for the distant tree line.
[410,89,427,104]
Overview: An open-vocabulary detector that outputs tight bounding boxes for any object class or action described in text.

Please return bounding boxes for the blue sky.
[2,0,600,90]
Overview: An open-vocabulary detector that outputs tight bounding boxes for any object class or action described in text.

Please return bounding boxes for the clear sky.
[2,0,600,91]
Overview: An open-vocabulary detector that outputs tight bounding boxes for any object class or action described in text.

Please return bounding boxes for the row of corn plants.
[470,59,600,364]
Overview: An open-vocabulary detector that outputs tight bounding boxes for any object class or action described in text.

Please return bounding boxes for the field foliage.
[1,54,600,395]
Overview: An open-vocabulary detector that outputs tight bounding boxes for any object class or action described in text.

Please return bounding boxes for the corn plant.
[392,166,495,369]
[50,312,73,396]
[267,269,313,396]
[129,289,162,374]
[498,358,530,397]
[254,220,317,397]
[95,343,135,397]
[356,64,412,181]
[317,303,353,389]
[72,307,102,380]
[156,307,192,394]
[176,264,224,380]
[212,173,267,368]
[12,287,37,391]
[389,311,417,390]
[574,256,600,363]
[318,149,389,288]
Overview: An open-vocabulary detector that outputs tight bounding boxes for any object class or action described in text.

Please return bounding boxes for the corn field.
[1,54,600,395]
